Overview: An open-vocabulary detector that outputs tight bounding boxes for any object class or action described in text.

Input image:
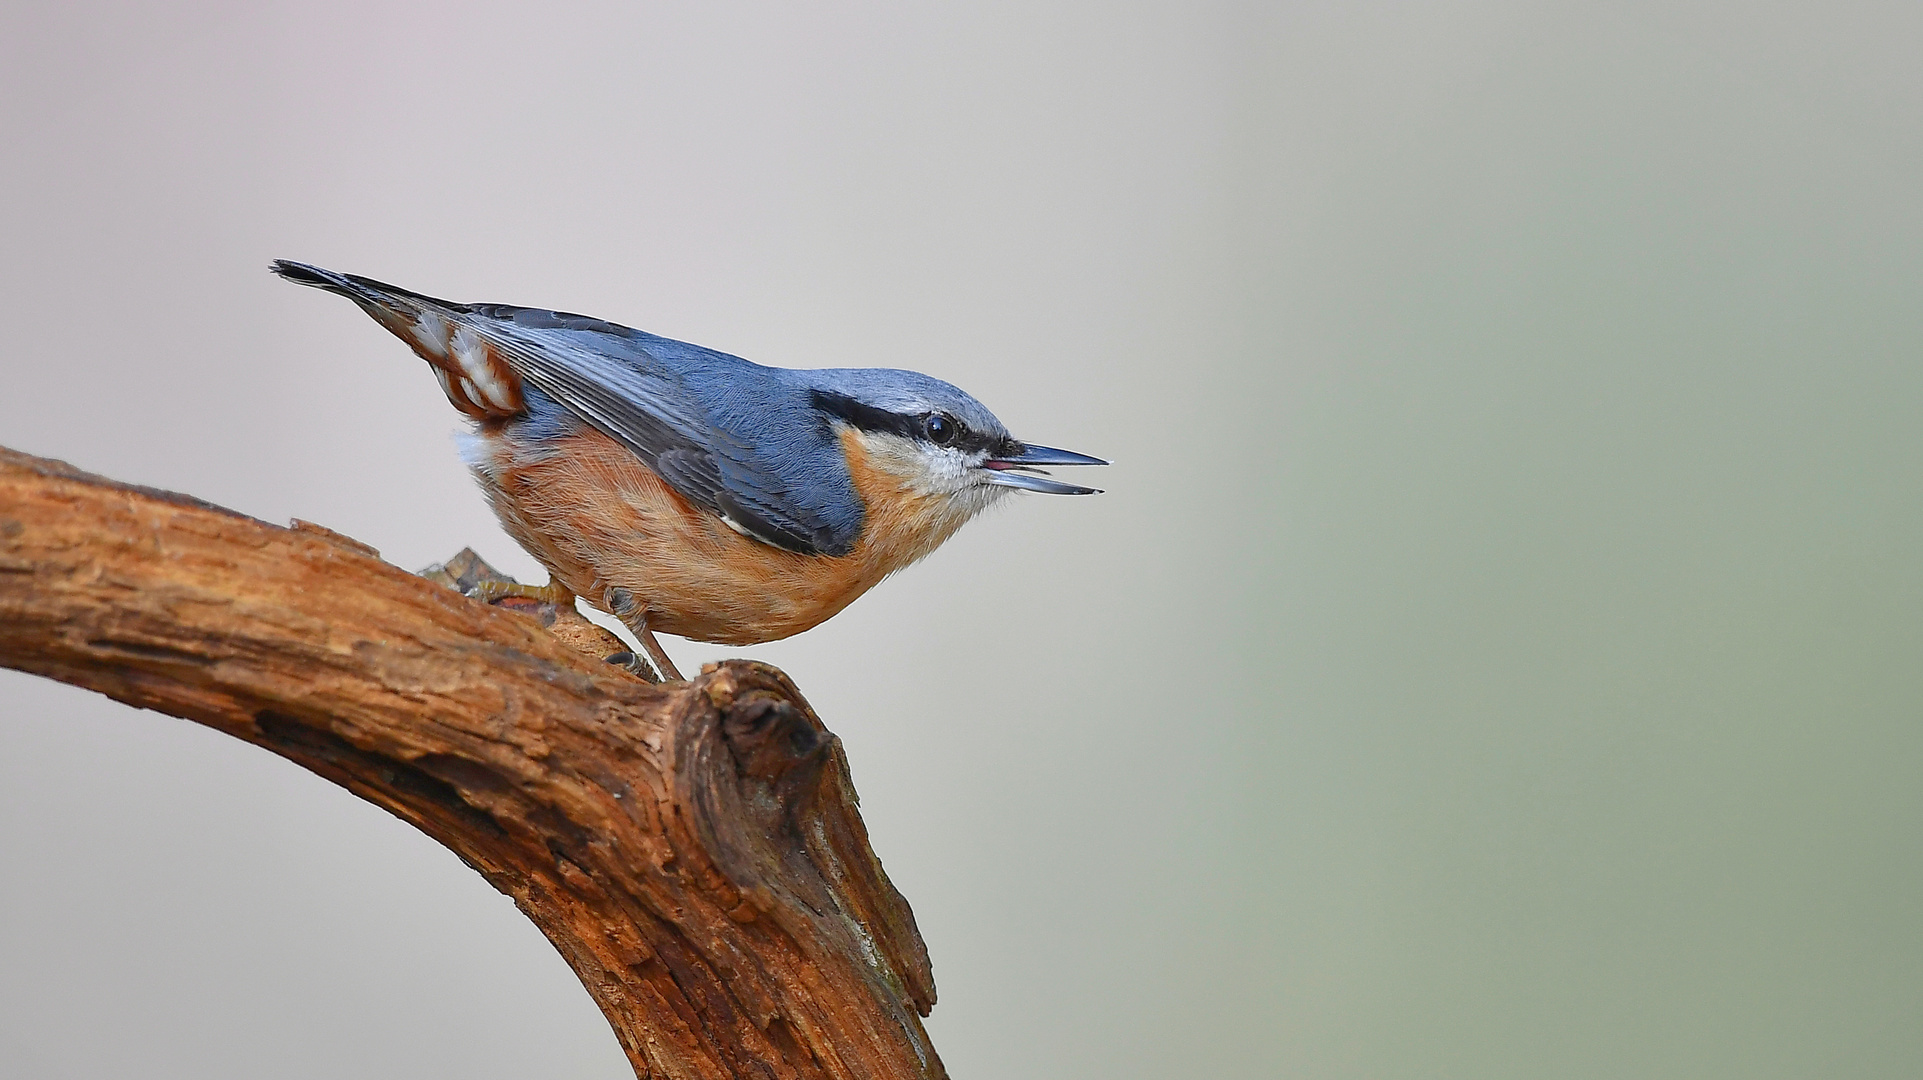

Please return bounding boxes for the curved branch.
[0,445,941,1080]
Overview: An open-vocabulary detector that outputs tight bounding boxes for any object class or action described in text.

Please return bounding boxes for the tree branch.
[0,445,942,1080]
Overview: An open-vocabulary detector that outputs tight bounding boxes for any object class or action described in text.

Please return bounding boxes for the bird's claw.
[603,650,663,684]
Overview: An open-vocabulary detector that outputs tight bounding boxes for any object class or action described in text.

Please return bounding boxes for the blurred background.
[3,2,1920,1077]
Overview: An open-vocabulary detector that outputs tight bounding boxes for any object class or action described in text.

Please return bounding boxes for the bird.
[272,260,1106,682]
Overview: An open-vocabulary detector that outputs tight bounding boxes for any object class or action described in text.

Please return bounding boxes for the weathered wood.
[0,445,942,1080]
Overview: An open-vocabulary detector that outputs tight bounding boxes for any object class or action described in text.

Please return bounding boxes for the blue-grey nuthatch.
[273,261,1106,680]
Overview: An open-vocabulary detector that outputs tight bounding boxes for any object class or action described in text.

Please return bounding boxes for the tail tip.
[270,258,331,285]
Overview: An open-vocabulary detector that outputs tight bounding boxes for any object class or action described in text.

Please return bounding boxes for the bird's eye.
[923,413,959,445]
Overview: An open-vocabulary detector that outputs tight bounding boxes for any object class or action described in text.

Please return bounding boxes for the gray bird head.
[799,368,1108,507]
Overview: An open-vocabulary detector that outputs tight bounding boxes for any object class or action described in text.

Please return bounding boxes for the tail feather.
[269,258,356,294]
[271,259,463,311]
[271,259,524,419]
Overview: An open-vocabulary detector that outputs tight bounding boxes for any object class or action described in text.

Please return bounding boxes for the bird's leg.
[604,587,684,682]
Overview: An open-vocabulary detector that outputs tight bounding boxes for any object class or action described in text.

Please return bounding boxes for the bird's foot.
[421,550,658,680]
[471,577,575,607]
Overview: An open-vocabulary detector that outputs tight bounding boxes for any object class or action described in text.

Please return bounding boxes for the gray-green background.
[3,2,1918,1077]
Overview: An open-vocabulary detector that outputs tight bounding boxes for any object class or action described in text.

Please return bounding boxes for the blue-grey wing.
[458,305,862,557]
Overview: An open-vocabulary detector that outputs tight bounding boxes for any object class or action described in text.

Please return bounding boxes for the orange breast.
[468,424,968,645]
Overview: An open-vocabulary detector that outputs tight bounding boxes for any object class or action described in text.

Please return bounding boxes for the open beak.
[981,443,1109,495]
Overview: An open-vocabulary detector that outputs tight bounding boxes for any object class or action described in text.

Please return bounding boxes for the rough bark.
[0,445,942,1080]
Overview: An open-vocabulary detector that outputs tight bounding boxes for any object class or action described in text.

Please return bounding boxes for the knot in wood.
[722,697,829,781]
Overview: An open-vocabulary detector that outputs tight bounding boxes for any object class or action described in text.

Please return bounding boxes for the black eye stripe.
[810,391,920,441]
[810,391,1002,454]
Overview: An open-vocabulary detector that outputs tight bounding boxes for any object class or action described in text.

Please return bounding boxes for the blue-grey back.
[470,311,871,556]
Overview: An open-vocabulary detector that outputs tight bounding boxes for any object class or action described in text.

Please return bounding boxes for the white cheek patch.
[917,446,976,496]
[854,431,977,497]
